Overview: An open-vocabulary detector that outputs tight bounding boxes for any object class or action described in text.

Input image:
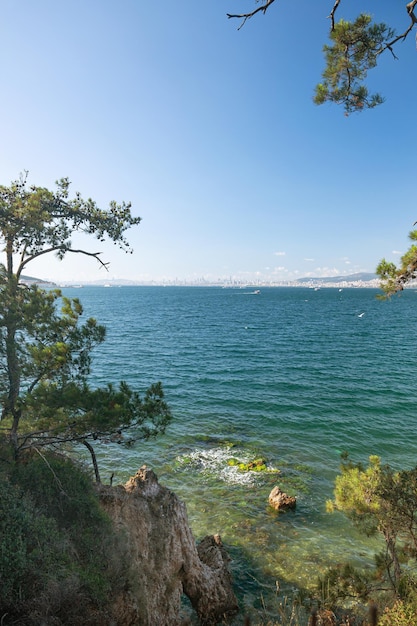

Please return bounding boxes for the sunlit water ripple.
[63,285,417,619]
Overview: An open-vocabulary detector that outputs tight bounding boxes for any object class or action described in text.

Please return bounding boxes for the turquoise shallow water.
[64,285,417,618]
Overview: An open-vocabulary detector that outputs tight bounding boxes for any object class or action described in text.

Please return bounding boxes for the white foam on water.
[175,447,276,486]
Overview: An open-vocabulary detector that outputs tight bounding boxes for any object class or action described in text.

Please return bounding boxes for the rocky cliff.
[97,466,238,626]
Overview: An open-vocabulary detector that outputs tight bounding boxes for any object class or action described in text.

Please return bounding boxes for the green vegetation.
[377,229,417,296]
[227,457,272,472]
[0,173,172,622]
[227,0,417,114]
[313,15,390,114]
[3,173,417,624]
[317,454,417,623]
[0,174,171,477]
[379,599,417,626]
[0,449,130,624]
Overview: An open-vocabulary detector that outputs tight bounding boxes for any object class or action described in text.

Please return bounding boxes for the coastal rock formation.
[97,466,238,625]
[268,486,296,511]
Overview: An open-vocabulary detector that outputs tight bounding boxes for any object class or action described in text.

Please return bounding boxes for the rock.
[97,466,238,625]
[317,608,337,625]
[268,486,296,511]
[195,535,237,624]
[227,457,272,472]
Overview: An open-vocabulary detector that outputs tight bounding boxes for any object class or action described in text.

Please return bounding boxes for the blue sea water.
[64,285,417,617]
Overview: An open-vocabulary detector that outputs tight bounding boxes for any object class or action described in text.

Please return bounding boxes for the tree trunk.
[83,439,101,483]
[385,532,401,589]
[3,240,21,451]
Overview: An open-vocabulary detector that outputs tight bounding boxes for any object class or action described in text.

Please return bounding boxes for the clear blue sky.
[1,1,416,283]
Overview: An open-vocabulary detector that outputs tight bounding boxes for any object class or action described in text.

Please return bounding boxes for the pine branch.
[328,0,343,31]
[227,0,276,29]
[19,246,109,275]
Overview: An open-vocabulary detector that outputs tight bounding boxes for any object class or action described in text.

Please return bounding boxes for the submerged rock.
[227,456,278,473]
[268,486,296,511]
[97,466,238,625]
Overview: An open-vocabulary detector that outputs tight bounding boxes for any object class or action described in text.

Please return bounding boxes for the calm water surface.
[64,285,417,619]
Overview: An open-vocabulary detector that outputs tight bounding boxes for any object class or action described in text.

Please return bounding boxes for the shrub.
[379,599,417,626]
[0,448,130,623]
[0,478,69,614]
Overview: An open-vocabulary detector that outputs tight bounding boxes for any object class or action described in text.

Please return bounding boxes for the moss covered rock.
[227,457,276,473]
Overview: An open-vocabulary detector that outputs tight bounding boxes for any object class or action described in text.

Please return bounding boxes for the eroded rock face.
[97,466,238,626]
[268,486,296,511]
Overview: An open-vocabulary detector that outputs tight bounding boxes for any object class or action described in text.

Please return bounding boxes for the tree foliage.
[227,0,417,113]
[313,15,391,114]
[377,228,417,296]
[327,455,417,592]
[0,174,172,475]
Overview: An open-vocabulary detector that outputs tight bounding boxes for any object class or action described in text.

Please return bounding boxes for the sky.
[1,1,416,284]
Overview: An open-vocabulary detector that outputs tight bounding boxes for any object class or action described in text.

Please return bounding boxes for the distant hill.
[20,275,56,286]
[296,272,378,285]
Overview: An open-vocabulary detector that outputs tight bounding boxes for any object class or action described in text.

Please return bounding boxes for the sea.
[63,285,417,620]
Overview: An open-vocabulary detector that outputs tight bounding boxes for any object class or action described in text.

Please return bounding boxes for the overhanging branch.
[230,0,417,56]
[382,0,417,56]
[328,0,342,31]
[18,245,65,277]
[227,0,276,29]
[19,246,110,276]
[328,0,417,52]
[63,248,110,271]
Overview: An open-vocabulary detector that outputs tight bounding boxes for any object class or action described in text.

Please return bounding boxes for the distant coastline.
[22,271,391,290]
[56,272,382,289]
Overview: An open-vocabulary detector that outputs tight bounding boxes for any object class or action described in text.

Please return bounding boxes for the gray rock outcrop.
[97,466,238,625]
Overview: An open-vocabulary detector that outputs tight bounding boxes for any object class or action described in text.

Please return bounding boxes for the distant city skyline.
[23,269,381,289]
[26,255,382,286]
[1,2,416,285]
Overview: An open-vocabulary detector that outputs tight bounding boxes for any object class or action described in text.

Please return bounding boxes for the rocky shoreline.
[97,466,238,625]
